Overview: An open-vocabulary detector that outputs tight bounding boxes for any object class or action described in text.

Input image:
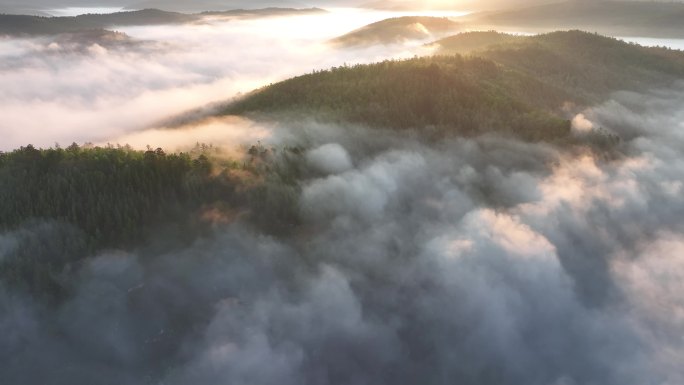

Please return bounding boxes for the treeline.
[225,55,572,142]
[0,143,303,300]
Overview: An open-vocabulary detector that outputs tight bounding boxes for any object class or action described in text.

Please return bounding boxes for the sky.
[0,0,562,14]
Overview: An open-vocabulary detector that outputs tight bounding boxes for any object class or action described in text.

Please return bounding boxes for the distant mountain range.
[0,7,326,36]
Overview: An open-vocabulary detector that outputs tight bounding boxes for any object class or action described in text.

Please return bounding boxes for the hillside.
[466,1,684,38]
[224,31,684,141]
[330,16,461,47]
[225,55,573,142]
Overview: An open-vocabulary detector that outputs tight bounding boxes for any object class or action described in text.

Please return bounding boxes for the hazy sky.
[0,0,561,14]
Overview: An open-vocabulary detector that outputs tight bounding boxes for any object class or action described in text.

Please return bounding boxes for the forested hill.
[330,16,460,47]
[223,31,684,141]
[224,55,572,142]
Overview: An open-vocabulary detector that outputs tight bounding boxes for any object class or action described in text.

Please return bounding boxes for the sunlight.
[46,7,126,16]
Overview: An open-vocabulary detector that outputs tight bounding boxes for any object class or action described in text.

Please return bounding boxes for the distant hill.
[466,1,684,38]
[0,9,191,35]
[222,31,684,142]
[125,0,304,13]
[201,7,325,18]
[330,16,461,47]
[0,7,326,36]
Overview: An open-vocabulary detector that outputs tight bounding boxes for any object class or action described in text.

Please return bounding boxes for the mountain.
[223,31,684,141]
[465,0,684,38]
[124,0,306,13]
[330,16,461,47]
[0,7,325,36]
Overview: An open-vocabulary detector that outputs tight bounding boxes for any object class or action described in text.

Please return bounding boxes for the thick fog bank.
[2,84,684,384]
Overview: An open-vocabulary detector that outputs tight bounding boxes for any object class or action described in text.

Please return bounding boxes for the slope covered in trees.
[224,31,684,141]
[225,55,572,141]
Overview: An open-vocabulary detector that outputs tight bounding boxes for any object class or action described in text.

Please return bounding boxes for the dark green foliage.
[0,221,88,302]
[224,55,572,142]
[243,145,305,235]
[0,143,217,249]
